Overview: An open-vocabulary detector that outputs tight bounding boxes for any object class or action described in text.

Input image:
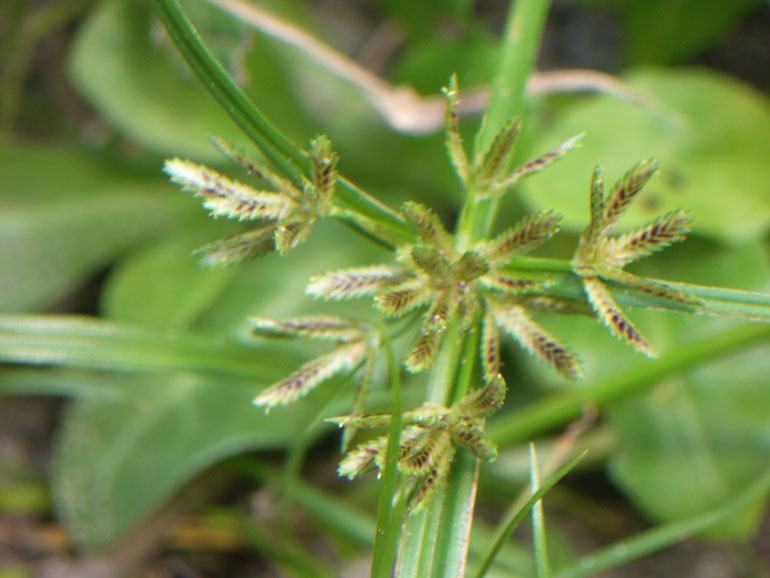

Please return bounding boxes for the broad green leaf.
[52,370,326,547]
[521,69,770,245]
[0,141,197,311]
[101,232,237,328]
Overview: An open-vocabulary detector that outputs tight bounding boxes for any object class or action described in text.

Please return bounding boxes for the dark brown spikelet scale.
[376,281,429,317]
[481,312,500,383]
[603,160,659,230]
[481,274,546,295]
[195,227,276,267]
[479,120,521,181]
[402,202,453,251]
[405,329,443,373]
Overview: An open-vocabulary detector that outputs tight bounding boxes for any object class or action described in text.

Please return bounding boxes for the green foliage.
[1,0,769,576]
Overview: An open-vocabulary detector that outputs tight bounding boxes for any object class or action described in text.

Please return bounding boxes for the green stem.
[488,322,770,446]
[152,0,414,245]
[371,326,405,578]
[456,0,552,247]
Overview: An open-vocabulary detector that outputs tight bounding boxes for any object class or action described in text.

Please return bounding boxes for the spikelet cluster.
[572,163,700,356]
[330,375,506,510]
[165,74,703,517]
[164,136,339,266]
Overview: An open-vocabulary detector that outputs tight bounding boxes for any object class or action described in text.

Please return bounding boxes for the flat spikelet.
[450,418,497,461]
[338,435,388,479]
[477,120,522,183]
[193,227,275,267]
[399,428,453,477]
[603,210,693,267]
[308,134,339,202]
[481,311,501,384]
[402,201,453,253]
[582,276,655,357]
[404,329,443,373]
[455,374,507,418]
[249,315,366,342]
[601,159,659,234]
[375,279,432,318]
[442,74,471,186]
[208,137,299,196]
[307,265,401,300]
[480,274,548,296]
[411,246,453,281]
[253,341,368,409]
[501,133,584,188]
[456,250,490,281]
[492,304,583,380]
[483,211,562,263]
[164,159,295,221]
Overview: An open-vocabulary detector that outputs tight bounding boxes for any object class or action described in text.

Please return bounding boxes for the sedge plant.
[153,0,770,575]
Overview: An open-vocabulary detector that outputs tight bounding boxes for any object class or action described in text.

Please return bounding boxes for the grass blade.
[474,450,587,578]
[554,468,770,578]
[0,313,297,380]
[530,444,551,578]
[371,329,405,578]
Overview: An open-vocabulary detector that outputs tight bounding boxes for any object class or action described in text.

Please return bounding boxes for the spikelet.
[411,246,454,281]
[456,292,479,332]
[253,341,368,409]
[449,418,497,461]
[480,274,548,296]
[422,291,455,332]
[442,74,471,186]
[601,268,701,308]
[408,442,453,511]
[492,133,584,193]
[307,265,401,300]
[399,429,453,477]
[308,134,339,203]
[375,279,432,318]
[480,311,501,384]
[208,137,299,197]
[274,218,313,256]
[338,434,388,479]
[482,211,562,263]
[581,276,655,357]
[164,159,296,221]
[493,304,583,380]
[401,201,453,254]
[249,315,367,342]
[520,295,594,316]
[455,374,507,419]
[601,159,659,234]
[193,227,275,267]
[455,250,490,281]
[477,120,522,184]
[602,210,693,267]
[404,329,443,373]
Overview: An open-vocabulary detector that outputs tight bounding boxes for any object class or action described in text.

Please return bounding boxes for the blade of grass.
[554,468,770,578]
[530,444,551,578]
[371,326,406,578]
[0,313,298,380]
[474,450,588,578]
[488,322,770,446]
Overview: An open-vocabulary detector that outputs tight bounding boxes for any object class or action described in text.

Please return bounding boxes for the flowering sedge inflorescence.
[164,76,699,510]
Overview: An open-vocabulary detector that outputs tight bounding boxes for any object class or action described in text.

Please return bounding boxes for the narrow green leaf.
[530,444,551,578]
[474,450,588,578]
[0,314,297,379]
[554,468,770,578]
